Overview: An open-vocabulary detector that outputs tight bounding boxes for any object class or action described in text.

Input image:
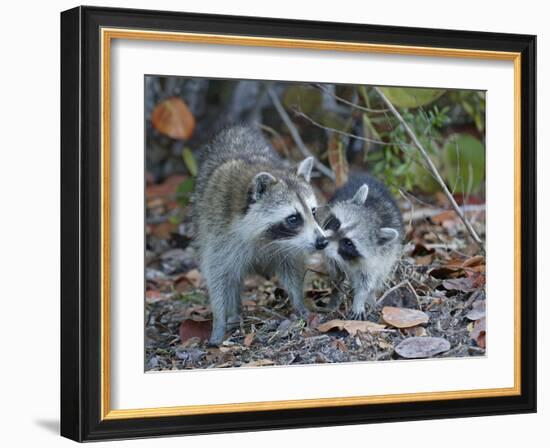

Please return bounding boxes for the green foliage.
[182,147,198,177]
[176,177,195,206]
[283,85,323,115]
[359,86,484,196]
[365,99,450,194]
[378,87,446,109]
[443,133,485,194]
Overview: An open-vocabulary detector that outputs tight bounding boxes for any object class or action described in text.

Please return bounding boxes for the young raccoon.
[193,125,328,345]
[322,173,403,319]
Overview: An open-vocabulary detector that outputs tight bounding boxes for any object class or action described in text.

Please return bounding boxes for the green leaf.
[176,177,195,206]
[379,87,446,109]
[182,147,198,177]
[283,85,322,115]
[443,134,485,194]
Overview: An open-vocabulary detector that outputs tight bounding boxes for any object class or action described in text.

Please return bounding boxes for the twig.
[314,83,390,114]
[267,88,335,181]
[402,204,486,223]
[373,87,485,250]
[257,123,290,158]
[292,108,414,149]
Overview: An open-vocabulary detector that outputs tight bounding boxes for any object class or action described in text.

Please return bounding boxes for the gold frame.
[100,28,522,421]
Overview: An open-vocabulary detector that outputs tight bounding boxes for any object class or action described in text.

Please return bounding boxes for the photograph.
[144,77,487,371]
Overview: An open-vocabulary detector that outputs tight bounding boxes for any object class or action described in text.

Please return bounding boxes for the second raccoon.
[193,126,328,345]
[322,173,403,319]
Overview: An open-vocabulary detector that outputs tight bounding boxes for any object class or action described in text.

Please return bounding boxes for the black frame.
[61,5,537,442]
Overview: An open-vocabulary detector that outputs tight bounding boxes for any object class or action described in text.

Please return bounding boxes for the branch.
[315,83,390,114]
[291,108,414,149]
[374,86,485,250]
[401,204,486,223]
[267,88,335,181]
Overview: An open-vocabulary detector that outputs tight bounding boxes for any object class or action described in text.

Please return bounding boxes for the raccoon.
[321,173,403,319]
[193,126,328,345]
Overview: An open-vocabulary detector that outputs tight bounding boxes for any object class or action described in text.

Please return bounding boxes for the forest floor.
[145,174,487,371]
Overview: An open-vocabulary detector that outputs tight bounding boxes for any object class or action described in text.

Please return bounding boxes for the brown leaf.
[242,359,274,367]
[382,306,429,328]
[327,136,348,187]
[151,97,195,140]
[411,243,435,257]
[149,222,177,239]
[470,317,486,348]
[182,269,203,288]
[183,305,210,320]
[428,266,466,279]
[416,254,434,265]
[146,174,186,198]
[307,312,321,328]
[430,210,457,225]
[331,339,348,352]
[395,337,451,359]
[462,255,485,268]
[442,277,476,292]
[145,290,163,303]
[317,319,386,336]
[179,319,212,343]
[243,333,255,347]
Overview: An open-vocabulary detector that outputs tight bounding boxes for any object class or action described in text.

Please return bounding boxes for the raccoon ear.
[296,157,314,182]
[251,172,277,200]
[378,227,399,245]
[352,184,369,205]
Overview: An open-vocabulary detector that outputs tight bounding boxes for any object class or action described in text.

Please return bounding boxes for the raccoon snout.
[315,236,329,250]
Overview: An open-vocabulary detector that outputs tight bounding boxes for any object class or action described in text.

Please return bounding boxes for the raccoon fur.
[321,173,403,319]
[193,125,328,345]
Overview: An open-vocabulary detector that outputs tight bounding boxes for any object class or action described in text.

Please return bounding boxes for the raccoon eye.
[324,215,341,231]
[285,213,303,228]
[342,238,354,248]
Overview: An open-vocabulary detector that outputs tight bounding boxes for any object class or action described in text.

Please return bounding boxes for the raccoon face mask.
[322,185,400,266]
[242,157,327,254]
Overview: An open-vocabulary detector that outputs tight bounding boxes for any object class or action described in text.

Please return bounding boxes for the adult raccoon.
[321,173,403,319]
[193,125,328,345]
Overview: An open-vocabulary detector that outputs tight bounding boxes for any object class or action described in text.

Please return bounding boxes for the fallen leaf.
[145,290,163,303]
[331,339,348,352]
[317,319,386,336]
[411,243,435,257]
[466,300,486,320]
[431,210,457,225]
[179,319,212,343]
[470,317,486,348]
[182,269,203,288]
[183,305,210,319]
[442,277,476,292]
[146,174,187,198]
[462,255,485,268]
[242,359,274,367]
[416,254,434,265]
[377,283,419,309]
[395,337,451,359]
[243,333,255,347]
[150,222,177,239]
[307,312,321,328]
[151,97,195,140]
[429,266,466,279]
[382,306,429,328]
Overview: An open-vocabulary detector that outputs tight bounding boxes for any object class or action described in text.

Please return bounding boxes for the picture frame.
[60,5,536,442]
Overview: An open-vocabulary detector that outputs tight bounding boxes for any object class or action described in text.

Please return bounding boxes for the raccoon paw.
[348,310,366,321]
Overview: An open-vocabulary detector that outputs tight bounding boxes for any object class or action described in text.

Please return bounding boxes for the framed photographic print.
[60,6,536,442]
